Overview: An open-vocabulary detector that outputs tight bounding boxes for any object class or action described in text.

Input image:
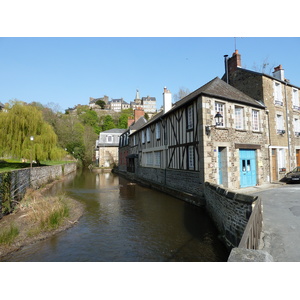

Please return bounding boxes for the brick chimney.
[134,107,145,121]
[228,49,242,74]
[127,107,145,127]
[272,65,285,81]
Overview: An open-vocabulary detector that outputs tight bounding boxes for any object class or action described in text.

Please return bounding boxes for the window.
[154,151,161,167]
[187,105,193,130]
[133,135,136,146]
[155,123,161,140]
[106,135,112,143]
[146,152,153,166]
[142,130,145,144]
[215,102,225,127]
[293,88,299,110]
[274,81,283,105]
[276,114,285,134]
[294,118,300,136]
[278,148,286,170]
[146,128,150,142]
[235,106,244,129]
[188,146,194,170]
[252,110,260,131]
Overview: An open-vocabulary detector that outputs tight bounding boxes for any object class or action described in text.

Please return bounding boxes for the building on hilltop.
[95,128,126,167]
[119,79,269,193]
[223,50,300,181]
[130,89,157,114]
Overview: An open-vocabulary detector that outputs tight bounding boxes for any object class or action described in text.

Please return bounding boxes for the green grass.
[0,159,73,172]
[40,202,70,230]
[0,225,19,245]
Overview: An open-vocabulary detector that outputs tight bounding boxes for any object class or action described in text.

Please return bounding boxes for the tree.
[95,100,106,109]
[0,102,65,162]
[173,87,190,102]
[117,108,133,128]
[79,109,101,134]
[102,115,116,131]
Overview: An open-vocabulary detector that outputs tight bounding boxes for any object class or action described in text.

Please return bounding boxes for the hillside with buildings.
[66,89,158,119]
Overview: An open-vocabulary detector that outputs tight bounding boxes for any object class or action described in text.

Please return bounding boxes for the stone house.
[122,78,269,198]
[95,128,126,167]
[224,50,300,181]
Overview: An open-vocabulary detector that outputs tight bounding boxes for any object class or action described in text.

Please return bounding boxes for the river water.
[5,169,229,262]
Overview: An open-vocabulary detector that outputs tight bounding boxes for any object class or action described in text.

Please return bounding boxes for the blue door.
[239,149,257,188]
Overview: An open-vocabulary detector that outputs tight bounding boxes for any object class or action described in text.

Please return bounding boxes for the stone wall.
[204,181,257,249]
[132,162,205,206]
[0,163,77,219]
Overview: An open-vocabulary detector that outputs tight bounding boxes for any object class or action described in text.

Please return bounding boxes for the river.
[5,169,229,262]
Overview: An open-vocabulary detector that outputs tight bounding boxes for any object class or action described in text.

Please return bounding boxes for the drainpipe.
[266,110,271,183]
[284,81,292,171]
[224,55,229,83]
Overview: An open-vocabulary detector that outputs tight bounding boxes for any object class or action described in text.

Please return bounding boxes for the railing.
[238,197,263,249]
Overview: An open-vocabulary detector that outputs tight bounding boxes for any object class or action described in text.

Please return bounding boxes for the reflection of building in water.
[95,172,120,188]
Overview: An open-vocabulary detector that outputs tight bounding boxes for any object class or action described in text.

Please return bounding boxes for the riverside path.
[233,182,300,262]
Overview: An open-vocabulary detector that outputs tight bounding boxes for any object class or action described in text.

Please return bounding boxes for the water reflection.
[4,170,229,262]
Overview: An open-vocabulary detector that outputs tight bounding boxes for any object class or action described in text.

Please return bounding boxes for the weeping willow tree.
[0,102,65,161]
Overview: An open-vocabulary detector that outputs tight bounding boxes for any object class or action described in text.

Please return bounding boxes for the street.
[252,183,300,262]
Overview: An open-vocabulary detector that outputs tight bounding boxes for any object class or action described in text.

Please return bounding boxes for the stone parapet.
[204,182,257,249]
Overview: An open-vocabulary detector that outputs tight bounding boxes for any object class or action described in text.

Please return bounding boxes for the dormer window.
[106,135,113,143]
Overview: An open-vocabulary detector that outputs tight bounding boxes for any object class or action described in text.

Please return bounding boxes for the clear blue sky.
[1,37,299,112]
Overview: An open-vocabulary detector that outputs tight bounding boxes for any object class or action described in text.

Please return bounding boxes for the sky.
[1,37,300,112]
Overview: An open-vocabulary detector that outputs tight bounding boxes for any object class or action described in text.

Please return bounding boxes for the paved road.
[250,183,300,262]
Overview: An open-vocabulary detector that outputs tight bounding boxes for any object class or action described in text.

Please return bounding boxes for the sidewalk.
[231,181,286,195]
[233,181,300,262]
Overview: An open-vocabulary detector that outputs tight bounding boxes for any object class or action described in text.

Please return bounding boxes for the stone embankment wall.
[0,163,77,219]
[132,164,205,206]
[204,182,257,249]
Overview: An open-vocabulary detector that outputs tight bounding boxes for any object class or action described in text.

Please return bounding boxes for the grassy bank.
[0,187,84,260]
[0,159,74,173]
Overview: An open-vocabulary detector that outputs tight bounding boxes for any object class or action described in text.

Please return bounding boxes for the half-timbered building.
[123,77,269,198]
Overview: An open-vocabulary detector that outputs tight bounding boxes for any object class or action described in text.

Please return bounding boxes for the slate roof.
[129,116,147,131]
[0,102,4,108]
[172,77,265,111]
[135,77,265,132]
[222,68,300,90]
[141,96,156,102]
[100,128,126,134]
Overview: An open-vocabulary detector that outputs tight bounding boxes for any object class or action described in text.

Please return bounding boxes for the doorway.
[239,149,257,188]
[218,147,228,187]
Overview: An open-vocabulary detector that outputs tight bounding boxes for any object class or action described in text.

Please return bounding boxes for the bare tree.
[252,57,276,75]
[173,87,190,102]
